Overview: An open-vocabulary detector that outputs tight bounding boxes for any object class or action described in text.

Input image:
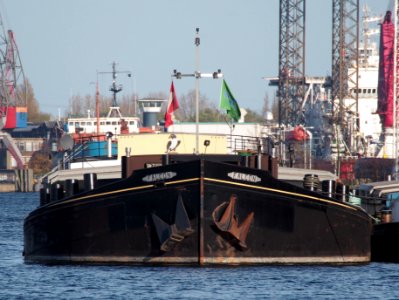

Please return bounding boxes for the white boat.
[66,106,141,135]
[66,62,142,136]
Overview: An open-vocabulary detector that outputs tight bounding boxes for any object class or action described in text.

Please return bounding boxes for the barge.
[24,153,372,265]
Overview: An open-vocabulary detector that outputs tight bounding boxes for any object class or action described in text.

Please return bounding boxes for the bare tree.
[262,93,270,118]
[176,90,196,121]
[83,94,94,117]
[68,95,84,117]
[170,89,234,122]
[271,94,279,122]
[65,88,266,124]
[145,92,167,99]
[119,94,138,116]
[17,78,51,123]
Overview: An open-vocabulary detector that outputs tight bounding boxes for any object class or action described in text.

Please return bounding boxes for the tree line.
[67,89,277,123]
[20,78,279,124]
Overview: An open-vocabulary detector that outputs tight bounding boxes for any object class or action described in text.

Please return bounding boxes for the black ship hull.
[371,222,399,262]
[24,157,372,265]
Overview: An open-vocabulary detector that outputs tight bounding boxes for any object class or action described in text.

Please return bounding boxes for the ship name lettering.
[142,171,177,182]
[227,172,261,183]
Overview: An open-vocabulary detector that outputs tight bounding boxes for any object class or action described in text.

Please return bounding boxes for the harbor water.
[1,192,399,300]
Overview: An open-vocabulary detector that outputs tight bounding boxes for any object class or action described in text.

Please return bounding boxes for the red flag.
[164,81,179,128]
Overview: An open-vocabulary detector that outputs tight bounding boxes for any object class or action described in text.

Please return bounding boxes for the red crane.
[0,13,26,169]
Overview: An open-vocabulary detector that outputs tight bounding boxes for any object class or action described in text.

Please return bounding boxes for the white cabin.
[67,106,141,135]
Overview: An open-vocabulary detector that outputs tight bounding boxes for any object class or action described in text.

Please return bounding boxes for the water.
[1,192,399,300]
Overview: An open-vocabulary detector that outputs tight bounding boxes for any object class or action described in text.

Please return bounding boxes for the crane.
[0,11,26,168]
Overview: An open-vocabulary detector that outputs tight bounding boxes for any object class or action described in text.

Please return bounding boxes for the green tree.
[200,107,224,122]
[244,109,264,122]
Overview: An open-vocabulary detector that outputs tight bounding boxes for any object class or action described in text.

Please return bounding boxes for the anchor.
[152,194,194,252]
[212,194,254,250]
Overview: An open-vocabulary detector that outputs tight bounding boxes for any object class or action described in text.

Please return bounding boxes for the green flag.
[219,79,241,122]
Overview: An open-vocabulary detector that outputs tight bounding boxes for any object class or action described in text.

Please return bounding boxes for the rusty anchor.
[152,194,194,252]
[212,194,254,250]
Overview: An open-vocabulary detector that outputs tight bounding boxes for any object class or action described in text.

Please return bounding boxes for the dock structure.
[0,169,34,192]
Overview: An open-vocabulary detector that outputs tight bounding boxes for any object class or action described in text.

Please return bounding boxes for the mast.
[110,61,122,108]
[97,62,132,119]
[96,80,100,134]
[395,0,398,177]
[172,28,223,154]
[195,28,200,154]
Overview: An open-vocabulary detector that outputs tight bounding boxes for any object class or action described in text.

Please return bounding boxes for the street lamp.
[172,28,223,154]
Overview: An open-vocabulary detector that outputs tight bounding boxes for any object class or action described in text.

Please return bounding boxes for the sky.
[0,0,393,118]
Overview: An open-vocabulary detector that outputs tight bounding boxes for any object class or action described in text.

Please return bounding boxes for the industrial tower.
[277,0,306,127]
[331,0,359,153]
[277,0,359,155]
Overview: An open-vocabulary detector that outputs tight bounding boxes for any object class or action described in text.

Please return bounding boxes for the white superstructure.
[66,107,141,135]
[347,41,381,142]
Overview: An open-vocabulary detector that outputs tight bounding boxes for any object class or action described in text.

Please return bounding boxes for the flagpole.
[395,0,398,177]
[195,28,200,154]
[220,79,241,153]
[172,28,223,154]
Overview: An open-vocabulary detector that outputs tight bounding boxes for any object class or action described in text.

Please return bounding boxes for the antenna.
[172,28,223,154]
[97,62,132,118]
